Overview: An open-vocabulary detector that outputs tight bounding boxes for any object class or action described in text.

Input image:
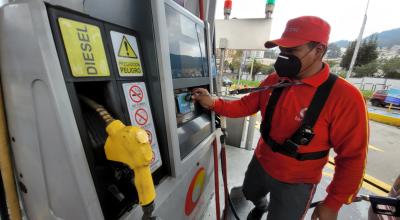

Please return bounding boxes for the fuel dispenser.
[0,0,217,220]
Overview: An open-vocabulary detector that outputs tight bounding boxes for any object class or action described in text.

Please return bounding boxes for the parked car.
[222,76,233,87]
[370,89,388,107]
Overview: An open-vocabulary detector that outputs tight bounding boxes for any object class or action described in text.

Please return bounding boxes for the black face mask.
[274,45,319,78]
[273,54,302,78]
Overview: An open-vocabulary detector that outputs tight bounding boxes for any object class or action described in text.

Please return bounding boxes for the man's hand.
[191,88,215,110]
[311,203,338,220]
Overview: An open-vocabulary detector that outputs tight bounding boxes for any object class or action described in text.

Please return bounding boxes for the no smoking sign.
[123,82,162,172]
[129,85,143,103]
[134,108,148,126]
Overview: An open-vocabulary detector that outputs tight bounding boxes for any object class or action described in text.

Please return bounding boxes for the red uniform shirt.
[213,64,369,211]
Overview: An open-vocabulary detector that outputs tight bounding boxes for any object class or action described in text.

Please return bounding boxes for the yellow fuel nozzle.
[104,120,156,206]
[78,95,157,213]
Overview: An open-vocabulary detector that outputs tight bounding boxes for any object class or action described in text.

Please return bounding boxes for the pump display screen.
[165,5,208,79]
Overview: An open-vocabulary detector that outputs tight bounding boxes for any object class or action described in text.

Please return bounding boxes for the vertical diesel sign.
[58,17,110,77]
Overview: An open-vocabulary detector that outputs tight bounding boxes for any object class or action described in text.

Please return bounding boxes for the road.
[366,120,400,184]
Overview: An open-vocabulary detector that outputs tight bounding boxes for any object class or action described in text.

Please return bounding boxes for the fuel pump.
[0,1,218,219]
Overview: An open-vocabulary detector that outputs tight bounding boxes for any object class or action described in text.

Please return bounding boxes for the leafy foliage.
[353,62,378,77]
[340,35,378,70]
[229,60,241,74]
[381,57,400,79]
[246,60,274,80]
[260,65,275,75]
[327,43,341,58]
[232,79,261,87]
[228,50,243,74]
[326,60,338,68]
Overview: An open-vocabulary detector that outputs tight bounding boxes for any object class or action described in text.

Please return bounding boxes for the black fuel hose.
[220,132,240,220]
[229,81,303,95]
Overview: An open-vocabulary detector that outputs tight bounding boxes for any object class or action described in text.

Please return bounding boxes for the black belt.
[264,138,329,161]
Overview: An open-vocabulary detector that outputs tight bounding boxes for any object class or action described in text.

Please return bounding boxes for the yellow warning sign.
[58,17,110,77]
[111,31,143,77]
[118,36,137,59]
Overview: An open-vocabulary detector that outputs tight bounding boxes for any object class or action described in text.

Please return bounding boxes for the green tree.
[260,65,275,75]
[340,41,355,69]
[326,60,338,67]
[357,34,379,66]
[246,60,264,81]
[327,43,341,58]
[245,61,275,81]
[353,61,378,77]
[232,49,243,60]
[229,50,243,74]
[337,71,346,78]
[381,57,400,79]
[340,35,378,70]
[229,60,241,74]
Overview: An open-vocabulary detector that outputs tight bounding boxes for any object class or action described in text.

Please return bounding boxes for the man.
[192,16,368,220]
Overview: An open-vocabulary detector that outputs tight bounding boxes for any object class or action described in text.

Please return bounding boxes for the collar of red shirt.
[299,62,330,87]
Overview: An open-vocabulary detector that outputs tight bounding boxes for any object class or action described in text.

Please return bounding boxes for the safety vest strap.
[260,74,338,161]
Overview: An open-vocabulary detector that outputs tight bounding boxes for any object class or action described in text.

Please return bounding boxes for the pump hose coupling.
[78,95,115,125]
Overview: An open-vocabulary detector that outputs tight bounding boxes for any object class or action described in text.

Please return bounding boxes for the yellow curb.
[361,179,388,196]
[368,145,385,152]
[368,112,400,127]
[363,174,392,192]
[368,144,384,152]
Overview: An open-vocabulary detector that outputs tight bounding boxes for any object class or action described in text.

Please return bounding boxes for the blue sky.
[215,0,400,42]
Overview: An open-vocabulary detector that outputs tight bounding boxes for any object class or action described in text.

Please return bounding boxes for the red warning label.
[146,130,153,144]
[134,108,148,126]
[129,85,143,103]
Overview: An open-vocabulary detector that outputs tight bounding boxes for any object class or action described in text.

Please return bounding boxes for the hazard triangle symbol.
[118,36,137,58]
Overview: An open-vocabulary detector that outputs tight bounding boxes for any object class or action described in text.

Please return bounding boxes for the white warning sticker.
[111,31,143,77]
[122,82,162,171]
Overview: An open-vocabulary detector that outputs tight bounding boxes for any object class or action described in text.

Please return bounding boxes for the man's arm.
[211,91,261,118]
[192,75,276,118]
[323,87,369,212]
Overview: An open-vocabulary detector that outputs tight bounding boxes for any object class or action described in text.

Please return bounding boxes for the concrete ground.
[365,120,400,184]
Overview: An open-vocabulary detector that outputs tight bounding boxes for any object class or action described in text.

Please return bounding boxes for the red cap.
[265,16,330,48]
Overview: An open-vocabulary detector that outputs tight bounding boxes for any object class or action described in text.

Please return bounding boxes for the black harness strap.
[300,74,338,130]
[260,86,284,138]
[260,74,338,161]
